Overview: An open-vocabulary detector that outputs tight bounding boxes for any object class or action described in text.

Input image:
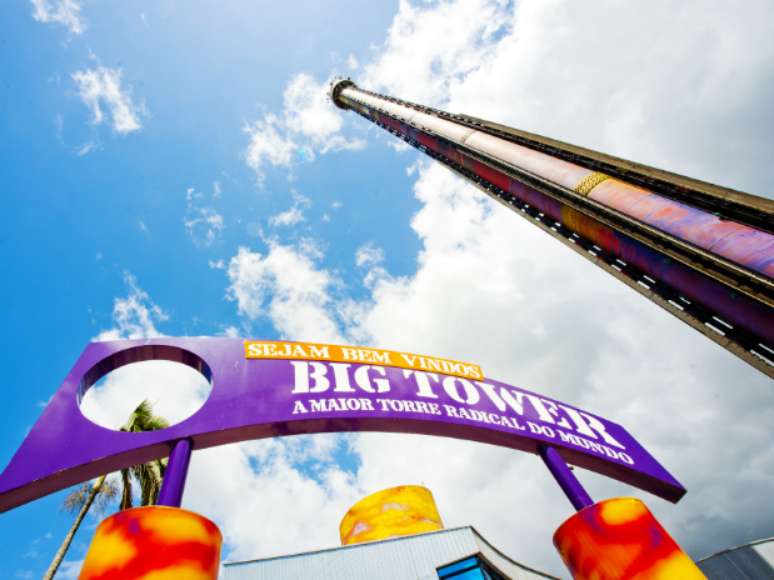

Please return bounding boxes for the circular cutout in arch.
[79,345,212,431]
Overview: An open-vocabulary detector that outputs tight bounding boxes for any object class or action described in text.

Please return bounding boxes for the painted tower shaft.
[330,80,774,376]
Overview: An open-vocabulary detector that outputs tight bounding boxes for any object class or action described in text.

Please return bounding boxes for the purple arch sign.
[0,337,684,512]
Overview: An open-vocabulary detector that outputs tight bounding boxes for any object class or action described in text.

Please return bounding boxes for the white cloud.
[347,54,359,71]
[354,242,384,268]
[220,325,240,338]
[268,205,304,228]
[363,0,509,106]
[210,0,774,575]
[269,191,312,227]
[75,141,95,156]
[243,75,365,181]
[72,67,144,135]
[367,0,774,194]
[318,134,366,155]
[94,272,167,342]
[354,243,389,290]
[243,114,297,181]
[226,242,343,343]
[282,74,365,154]
[30,0,84,35]
[387,138,411,153]
[269,191,310,228]
[184,187,224,246]
[283,74,344,143]
[185,208,223,246]
[186,437,362,562]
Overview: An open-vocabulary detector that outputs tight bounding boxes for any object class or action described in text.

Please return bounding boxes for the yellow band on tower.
[574,171,611,195]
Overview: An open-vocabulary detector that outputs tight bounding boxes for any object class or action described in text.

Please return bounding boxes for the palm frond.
[62,484,91,514]
[116,399,170,508]
[120,399,170,434]
[92,478,119,513]
[62,476,118,514]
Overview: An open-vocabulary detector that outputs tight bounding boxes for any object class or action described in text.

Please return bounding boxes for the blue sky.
[3,0,774,578]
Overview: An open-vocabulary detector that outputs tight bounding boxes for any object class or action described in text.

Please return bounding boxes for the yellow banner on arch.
[244,340,484,380]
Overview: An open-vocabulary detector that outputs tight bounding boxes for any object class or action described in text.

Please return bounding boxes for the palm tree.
[118,399,170,510]
[43,475,118,580]
[44,400,169,579]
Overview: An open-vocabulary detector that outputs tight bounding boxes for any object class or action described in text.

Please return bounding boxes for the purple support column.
[539,445,594,511]
[157,438,193,507]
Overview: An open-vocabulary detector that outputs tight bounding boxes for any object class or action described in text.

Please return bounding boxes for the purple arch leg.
[157,438,193,507]
[540,445,594,511]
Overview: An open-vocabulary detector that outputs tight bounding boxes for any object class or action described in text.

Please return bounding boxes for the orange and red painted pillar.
[541,445,705,579]
[80,439,222,579]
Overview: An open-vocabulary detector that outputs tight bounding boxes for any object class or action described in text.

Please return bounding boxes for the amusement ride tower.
[330,79,774,377]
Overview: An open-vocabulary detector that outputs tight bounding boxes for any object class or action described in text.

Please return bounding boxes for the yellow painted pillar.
[340,485,443,545]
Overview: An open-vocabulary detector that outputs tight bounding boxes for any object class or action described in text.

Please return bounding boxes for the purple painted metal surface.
[539,445,594,511]
[344,88,774,278]
[588,179,774,277]
[0,338,685,512]
[157,438,192,507]
[366,110,774,345]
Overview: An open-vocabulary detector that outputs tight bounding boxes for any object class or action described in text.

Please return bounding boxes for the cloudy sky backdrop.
[2,0,773,577]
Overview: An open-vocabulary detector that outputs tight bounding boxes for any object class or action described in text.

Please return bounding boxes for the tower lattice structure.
[330,79,774,376]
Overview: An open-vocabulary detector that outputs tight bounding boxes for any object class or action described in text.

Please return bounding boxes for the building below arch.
[696,537,774,579]
[222,525,557,580]
[222,527,774,579]
[222,484,773,580]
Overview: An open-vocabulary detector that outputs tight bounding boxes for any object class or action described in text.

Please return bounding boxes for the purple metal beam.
[540,445,594,511]
[157,438,192,508]
[0,338,686,512]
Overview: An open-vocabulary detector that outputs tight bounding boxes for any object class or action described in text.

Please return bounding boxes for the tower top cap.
[329,77,357,109]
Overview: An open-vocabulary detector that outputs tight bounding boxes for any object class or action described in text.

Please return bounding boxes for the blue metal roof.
[698,537,774,579]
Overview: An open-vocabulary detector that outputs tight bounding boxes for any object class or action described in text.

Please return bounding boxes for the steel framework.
[330,79,774,376]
